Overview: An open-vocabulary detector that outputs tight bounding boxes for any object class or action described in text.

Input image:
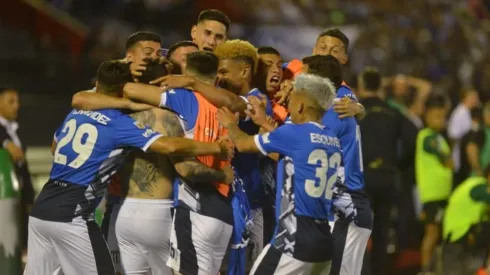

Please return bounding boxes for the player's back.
[278,123,341,219]
[31,109,161,222]
[323,86,364,192]
[257,122,340,262]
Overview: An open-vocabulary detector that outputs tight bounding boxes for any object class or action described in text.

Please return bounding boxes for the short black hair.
[361,67,381,91]
[257,46,281,56]
[302,55,343,89]
[197,9,231,31]
[166,41,199,60]
[318,28,349,52]
[96,60,132,95]
[138,58,169,85]
[424,92,447,110]
[186,51,219,80]
[125,31,162,50]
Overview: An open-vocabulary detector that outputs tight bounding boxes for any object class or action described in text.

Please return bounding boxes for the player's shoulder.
[336,85,357,100]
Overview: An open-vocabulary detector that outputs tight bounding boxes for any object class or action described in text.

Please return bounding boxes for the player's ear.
[242,64,251,79]
[340,53,348,65]
[126,52,133,63]
[191,25,197,42]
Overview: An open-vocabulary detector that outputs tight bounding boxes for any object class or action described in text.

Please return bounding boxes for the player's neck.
[239,83,252,96]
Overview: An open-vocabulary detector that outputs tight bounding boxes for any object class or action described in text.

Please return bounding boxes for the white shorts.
[329,220,371,275]
[250,244,332,275]
[167,207,233,275]
[24,216,115,275]
[106,198,122,273]
[116,198,173,275]
[247,208,264,268]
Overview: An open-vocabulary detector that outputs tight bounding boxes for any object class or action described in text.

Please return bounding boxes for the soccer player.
[283,28,349,80]
[72,30,166,274]
[167,40,273,269]
[415,93,453,275]
[23,61,232,275]
[166,41,199,73]
[191,9,230,52]
[217,73,339,275]
[298,55,372,275]
[71,58,234,275]
[257,46,283,100]
[256,46,283,244]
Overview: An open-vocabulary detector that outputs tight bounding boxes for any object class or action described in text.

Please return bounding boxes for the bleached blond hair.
[293,73,336,110]
[214,39,258,74]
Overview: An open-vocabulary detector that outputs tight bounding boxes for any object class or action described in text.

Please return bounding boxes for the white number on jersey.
[305,150,341,200]
[356,125,364,172]
[54,119,99,168]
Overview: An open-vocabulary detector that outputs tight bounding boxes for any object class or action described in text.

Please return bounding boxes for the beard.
[218,79,241,94]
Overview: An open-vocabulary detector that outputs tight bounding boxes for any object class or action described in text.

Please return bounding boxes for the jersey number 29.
[54,119,99,169]
[305,150,341,200]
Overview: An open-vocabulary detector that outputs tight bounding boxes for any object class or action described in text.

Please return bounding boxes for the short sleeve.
[160,88,199,129]
[253,125,297,156]
[336,86,358,102]
[113,114,163,152]
[0,127,10,148]
[53,126,62,143]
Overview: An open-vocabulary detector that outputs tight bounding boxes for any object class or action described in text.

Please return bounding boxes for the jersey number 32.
[54,119,99,169]
[305,150,341,200]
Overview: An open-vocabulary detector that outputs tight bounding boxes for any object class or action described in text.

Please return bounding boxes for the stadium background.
[1,0,490,274]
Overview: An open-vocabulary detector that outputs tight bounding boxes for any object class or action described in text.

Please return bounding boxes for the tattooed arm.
[157,109,230,183]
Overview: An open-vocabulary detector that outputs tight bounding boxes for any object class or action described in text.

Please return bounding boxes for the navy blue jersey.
[31,109,162,222]
[254,122,341,261]
[233,88,273,209]
[322,85,365,191]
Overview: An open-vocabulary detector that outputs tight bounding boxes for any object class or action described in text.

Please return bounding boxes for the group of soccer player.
[23,9,374,275]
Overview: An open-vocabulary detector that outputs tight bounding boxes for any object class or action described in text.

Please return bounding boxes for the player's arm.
[217,107,293,158]
[116,115,234,160]
[157,110,233,184]
[72,90,153,111]
[152,75,248,115]
[123,83,162,107]
[1,127,24,162]
[422,134,453,169]
[333,97,366,120]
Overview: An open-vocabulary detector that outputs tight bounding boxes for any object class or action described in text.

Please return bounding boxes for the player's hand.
[128,101,154,112]
[150,75,195,90]
[128,61,147,80]
[276,80,294,105]
[333,97,358,118]
[216,137,235,160]
[217,107,239,127]
[222,165,235,184]
[245,96,268,127]
[157,56,174,74]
